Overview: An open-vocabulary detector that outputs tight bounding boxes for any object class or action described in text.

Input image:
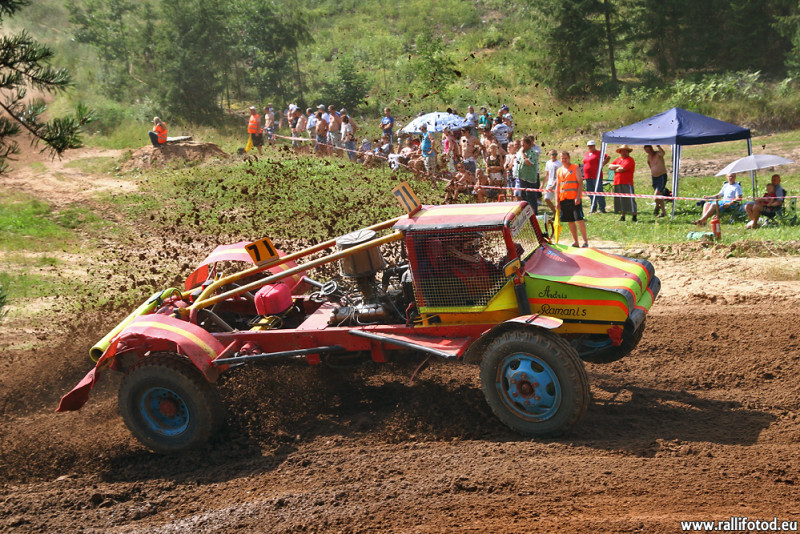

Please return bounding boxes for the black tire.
[119,353,224,453]
[577,319,646,364]
[480,329,590,438]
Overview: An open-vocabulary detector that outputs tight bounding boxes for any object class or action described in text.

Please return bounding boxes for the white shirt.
[718,182,743,202]
[545,159,562,189]
[341,122,354,142]
[464,112,478,127]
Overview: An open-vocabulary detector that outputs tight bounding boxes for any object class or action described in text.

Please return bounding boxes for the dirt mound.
[121,143,229,172]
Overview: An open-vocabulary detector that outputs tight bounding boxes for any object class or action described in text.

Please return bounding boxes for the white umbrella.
[399,112,469,135]
[715,154,794,176]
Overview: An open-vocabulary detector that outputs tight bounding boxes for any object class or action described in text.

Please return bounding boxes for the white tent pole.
[592,143,607,212]
[671,144,680,220]
[747,138,756,200]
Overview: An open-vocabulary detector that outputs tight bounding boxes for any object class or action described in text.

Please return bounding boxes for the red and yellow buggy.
[59,193,659,453]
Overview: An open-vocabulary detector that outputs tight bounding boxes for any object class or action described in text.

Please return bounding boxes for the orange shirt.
[248,114,261,134]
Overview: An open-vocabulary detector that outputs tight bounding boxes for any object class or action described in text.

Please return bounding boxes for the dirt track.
[1,147,799,533]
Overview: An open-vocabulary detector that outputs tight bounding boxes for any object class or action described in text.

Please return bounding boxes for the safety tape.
[271,133,799,203]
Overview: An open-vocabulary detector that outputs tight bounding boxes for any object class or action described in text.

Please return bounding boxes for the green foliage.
[0,0,92,173]
[404,30,457,103]
[321,55,369,111]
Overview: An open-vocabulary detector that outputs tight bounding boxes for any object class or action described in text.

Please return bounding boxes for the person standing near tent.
[583,140,609,213]
[420,123,436,176]
[556,151,589,248]
[149,117,167,148]
[608,144,637,222]
[247,106,263,155]
[644,145,668,217]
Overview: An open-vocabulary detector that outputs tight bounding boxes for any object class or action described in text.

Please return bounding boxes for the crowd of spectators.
[247,102,791,233]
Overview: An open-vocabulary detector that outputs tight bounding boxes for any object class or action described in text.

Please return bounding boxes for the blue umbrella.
[399,112,469,135]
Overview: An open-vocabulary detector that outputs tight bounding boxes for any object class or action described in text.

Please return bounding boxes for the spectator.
[556,151,589,248]
[498,104,513,140]
[478,106,493,130]
[376,134,393,158]
[291,108,306,149]
[505,139,520,199]
[517,136,540,215]
[484,143,505,201]
[341,108,357,135]
[693,173,743,226]
[608,144,637,222]
[745,174,786,228]
[314,110,328,154]
[543,149,562,215]
[420,124,436,176]
[491,116,512,152]
[460,128,481,174]
[380,107,394,144]
[464,105,479,137]
[327,105,342,151]
[264,104,275,146]
[745,182,781,229]
[583,140,610,214]
[149,117,167,148]
[445,161,475,203]
[644,144,668,217]
[442,127,460,173]
[247,106,263,155]
[341,115,357,161]
[305,108,317,139]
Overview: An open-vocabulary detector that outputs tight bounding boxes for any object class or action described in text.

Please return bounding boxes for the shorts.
[652,173,667,191]
[559,199,584,222]
[544,190,556,202]
[423,152,436,173]
[265,127,275,140]
[463,159,476,173]
[250,133,264,147]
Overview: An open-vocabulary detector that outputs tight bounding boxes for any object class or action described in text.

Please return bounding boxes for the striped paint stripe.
[133,321,219,360]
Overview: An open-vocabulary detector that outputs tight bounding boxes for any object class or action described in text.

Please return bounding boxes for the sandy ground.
[1,145,799,533]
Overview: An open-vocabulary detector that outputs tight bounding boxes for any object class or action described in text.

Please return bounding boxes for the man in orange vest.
[247,106,263,155]
[556,151,589,248]
[149,117,167,148]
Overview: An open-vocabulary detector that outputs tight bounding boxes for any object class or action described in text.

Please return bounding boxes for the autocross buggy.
[59,186,660,453]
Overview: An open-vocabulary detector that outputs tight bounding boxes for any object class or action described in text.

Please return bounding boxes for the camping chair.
[762,194,797,227]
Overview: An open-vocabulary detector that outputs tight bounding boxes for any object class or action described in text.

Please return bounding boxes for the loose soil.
[1,145,798,533]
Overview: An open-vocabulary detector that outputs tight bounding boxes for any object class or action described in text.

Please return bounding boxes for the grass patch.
[0,192,73,251]
[0,271,71,299]
[63,156,120,174]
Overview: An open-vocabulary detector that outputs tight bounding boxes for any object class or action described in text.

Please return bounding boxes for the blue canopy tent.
[597,108,752,218]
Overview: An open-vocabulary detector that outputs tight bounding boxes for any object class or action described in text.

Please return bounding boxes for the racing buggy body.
[59,192,660,453]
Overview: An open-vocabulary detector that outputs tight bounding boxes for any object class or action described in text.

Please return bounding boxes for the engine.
[326,230,412,326]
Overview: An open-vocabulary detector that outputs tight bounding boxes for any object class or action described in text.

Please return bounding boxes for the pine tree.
[0,0,91,173]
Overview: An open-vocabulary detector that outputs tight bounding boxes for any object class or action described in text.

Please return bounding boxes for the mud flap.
[57,315,228,412]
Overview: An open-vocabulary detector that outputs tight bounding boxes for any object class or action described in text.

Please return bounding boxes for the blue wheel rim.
[495,353,561,421]
[140,387,189,436]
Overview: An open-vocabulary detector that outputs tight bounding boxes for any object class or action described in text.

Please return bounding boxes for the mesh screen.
[510,219,542,264]
[408,227,511,310]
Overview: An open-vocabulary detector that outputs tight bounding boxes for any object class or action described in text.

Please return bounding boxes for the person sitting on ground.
[375,134,393,158]
[149,117,167,148]
[693,173,743,226]
[745,174,785,228]
[445,161,476,203]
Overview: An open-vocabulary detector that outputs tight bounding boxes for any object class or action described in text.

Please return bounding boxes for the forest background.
[13,0,800,145]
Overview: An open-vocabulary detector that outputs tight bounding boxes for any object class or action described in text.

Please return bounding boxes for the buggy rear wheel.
[119,353,224,453]
[480,329,590,438]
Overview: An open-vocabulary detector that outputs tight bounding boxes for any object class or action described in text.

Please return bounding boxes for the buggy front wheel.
[480,329,590,438]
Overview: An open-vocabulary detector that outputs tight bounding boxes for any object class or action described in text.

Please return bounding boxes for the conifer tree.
[0,0,91,173]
